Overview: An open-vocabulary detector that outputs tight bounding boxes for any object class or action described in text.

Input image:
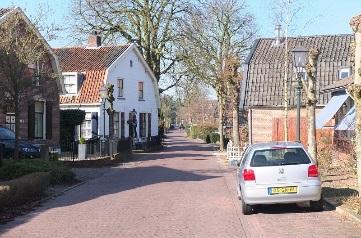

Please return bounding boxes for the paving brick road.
[1,131,361,238]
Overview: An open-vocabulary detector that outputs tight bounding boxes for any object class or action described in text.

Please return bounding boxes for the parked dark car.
[0,126,40,159]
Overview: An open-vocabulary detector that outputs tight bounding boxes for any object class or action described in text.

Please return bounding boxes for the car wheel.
[241,199,253,215]
[310,199,323,212]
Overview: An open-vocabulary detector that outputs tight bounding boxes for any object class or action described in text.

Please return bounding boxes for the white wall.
[106,47,159,139]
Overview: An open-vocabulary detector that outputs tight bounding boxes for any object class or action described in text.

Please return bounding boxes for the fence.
[226,141,244,166]
[58,136,162,161]
[59,137,132,161]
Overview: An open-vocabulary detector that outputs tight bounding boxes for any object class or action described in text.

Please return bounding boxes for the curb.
[323,197,361,223]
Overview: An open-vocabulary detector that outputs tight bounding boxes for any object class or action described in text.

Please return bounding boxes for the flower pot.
[78,144,87,160]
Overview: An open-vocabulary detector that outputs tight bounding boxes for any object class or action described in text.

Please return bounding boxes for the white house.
[54,32,160,141]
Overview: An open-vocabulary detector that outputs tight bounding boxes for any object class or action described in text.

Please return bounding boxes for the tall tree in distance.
[71,0,188,93]
[179,0,255,150]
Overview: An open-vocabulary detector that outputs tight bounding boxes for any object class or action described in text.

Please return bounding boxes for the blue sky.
[1,0,361,47]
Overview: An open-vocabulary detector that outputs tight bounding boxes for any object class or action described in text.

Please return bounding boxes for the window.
[35,101,44,139]
[121,112,125,138]
[138,82,144,100]
[63,74,77,94]
[117,79,124,97]
[29,61,40,86]
[148,113,151,137]
[339,68,351,80]
[130,60,133,67]
[250,148,311,167]
[114,112,119,138]
[139,113,147,138]
[81,113,92,139]
[5,113,15,132]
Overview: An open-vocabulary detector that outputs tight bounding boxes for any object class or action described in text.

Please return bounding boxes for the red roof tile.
[60,70,105,104]
[53,45,130,72]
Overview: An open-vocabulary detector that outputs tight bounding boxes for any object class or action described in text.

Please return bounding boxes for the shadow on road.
[0,165,219,234]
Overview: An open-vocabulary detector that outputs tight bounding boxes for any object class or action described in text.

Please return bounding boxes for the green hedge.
[187,125,218,143]
[210,133,220,143]
[0,172,50,208]
[0,159,75,185]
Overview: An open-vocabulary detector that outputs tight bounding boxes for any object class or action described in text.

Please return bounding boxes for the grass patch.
[0,159,75,185]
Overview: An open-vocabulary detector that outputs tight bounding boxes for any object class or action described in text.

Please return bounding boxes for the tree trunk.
[308,103,317,159]
[108,110,114,139]
[306,49,319,161]
[218,96,225,151]
[232,105,240,147]
[14,98,20,160]
[350,16,361,195]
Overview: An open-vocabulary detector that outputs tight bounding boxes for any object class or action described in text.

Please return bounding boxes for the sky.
[1,0,361,47]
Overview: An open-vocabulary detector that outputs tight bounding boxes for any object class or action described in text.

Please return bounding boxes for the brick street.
[0,131,360,238]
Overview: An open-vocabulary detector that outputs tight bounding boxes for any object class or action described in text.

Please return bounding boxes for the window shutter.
[28,102,35,140]
[46,102,52,139]
[91,112,98,137]
[148,113,151,137]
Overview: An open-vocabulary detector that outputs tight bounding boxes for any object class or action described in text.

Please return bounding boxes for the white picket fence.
[226,141,243,166]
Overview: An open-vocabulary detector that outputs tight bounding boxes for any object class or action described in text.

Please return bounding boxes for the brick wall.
[249,108,333,147]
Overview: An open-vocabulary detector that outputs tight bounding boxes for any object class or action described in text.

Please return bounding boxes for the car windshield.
[250,147,311,167]
[0,127,15,140]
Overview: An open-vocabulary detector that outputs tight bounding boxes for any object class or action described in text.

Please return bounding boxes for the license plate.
[268,186,298,195]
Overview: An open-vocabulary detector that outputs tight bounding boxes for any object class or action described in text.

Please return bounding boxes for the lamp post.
[99,85,108,140]
[292,45,309,143]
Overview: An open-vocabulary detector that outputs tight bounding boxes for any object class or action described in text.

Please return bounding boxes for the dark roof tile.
[244,34,354,108]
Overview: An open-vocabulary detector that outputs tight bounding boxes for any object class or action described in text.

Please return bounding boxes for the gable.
[243,34,354,109]
[0,7,63,94]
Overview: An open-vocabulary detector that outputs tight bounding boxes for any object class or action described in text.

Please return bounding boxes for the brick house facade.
[0,7,63,146]
[241,34,353,144]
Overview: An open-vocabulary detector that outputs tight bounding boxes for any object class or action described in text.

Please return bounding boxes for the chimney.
[274,24,282,46]
[88,30,101,47]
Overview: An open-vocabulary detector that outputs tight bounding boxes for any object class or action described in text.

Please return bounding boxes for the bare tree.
[0,10,54,160]
[71,0,188,93]
[349,15,361,194]
[304,48,319,160]
[179,0,255,150]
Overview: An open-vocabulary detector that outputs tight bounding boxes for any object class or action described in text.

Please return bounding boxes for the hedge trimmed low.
[0,159,75,185]
[0,172,50,208]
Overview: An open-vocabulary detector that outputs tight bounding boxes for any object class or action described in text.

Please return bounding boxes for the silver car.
[237,142,322,215]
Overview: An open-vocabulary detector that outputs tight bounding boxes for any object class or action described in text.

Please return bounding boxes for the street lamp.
[292,45,309,143]
[99,85,108,139]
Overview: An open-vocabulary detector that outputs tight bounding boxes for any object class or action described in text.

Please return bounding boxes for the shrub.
[205,134,211,144]
[0,172,50,208]
[210,133,220,143]
[0,159,75,185]
[190,125,199,139]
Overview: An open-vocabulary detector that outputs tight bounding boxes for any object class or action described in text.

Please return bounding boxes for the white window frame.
[34,101,46,139]
[339,68,351,80]
[63,72,78,95]
[117,79,124,98]
[5,113,15,132]
[138,81,144,100]
[80,113,92,139]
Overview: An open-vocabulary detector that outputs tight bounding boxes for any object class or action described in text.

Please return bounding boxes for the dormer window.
[63,73,79,94]
[339,68,351,80]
